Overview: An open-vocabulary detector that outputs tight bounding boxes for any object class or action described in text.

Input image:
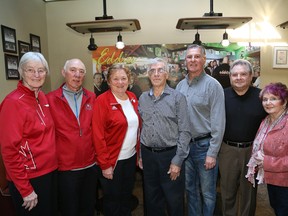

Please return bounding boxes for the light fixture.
[221,30,230,47]
[116,32,125,49]
[87,34,98,51]
[277,20,288,29]
[176,0,252,30]
[192,30,202,45]
[66,0,141,34]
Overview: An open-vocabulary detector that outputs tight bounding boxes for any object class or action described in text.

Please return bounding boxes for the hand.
[22,191,38,211]
[102,167,113,180]
[204,156,216,170]
[138,158,143,170]
[167,164,181,181]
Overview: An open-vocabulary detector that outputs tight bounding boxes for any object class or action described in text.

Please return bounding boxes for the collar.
[186,71,205,85]
[232,86,253,98]
[62,84,83,95]
[17,80,38,97]
[148,84,171,98]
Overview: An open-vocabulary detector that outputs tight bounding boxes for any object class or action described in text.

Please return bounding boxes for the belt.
[191,133,211,142]
[224,140,253,148]
[143,145,176,153]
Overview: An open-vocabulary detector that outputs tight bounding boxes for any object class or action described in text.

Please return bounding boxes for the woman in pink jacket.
[92,64,141,216]
[246,82,288,216]
[0,52,57,215]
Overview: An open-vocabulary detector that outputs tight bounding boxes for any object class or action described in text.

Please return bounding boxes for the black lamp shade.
[193,32,202,45]
[88,36,98,51]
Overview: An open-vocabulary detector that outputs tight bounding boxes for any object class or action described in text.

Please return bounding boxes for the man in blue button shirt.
[176,44,226,216]
[139,58,191,216]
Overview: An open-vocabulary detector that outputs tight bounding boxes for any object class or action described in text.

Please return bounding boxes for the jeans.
[186,137,218,216]
[267,184,288,216]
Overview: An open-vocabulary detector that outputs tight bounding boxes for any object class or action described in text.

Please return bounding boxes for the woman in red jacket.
[92,64,141,216]
[0,52,58,215]
[246,82,288,216]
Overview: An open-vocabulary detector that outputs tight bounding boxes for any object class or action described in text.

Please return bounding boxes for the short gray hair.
[147,58,169,72]
[18,52,49,77]
[63,59,86,72]
[230,59,253,74]
[186,44,206,56]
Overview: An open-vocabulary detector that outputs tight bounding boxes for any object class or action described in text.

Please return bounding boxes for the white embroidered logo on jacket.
[19,141,36,170]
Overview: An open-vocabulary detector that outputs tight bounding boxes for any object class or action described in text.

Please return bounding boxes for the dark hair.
[93,72,103,79]
[260,82,288,108]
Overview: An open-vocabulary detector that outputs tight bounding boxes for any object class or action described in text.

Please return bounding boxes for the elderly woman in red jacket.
[0,52,57,215]
[246,82,288,216]
[92,64,141,216]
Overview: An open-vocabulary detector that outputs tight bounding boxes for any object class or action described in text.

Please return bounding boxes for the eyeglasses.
[262,97,281,103]
[24,68,47,76]
[148,68,166,75]
[69,67,86,76]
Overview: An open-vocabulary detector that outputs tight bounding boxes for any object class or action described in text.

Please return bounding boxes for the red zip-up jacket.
[46,85,96,171]
[0,81,57,197]
[92,90,141,170]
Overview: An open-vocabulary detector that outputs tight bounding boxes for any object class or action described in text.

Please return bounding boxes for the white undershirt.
[115,97,139,160]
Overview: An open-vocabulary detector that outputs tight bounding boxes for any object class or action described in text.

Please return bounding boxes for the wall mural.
[92,43,260,96]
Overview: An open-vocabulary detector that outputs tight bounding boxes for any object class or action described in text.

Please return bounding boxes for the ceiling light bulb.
[221,31,230,47]
[116,33,125,49]
[87,34,98,51]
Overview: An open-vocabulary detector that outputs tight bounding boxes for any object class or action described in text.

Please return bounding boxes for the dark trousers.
[267,184,288,216]
[141,145,185,216]
[9,170,58,216]
[58,165,98,216]
[98,154,137,216]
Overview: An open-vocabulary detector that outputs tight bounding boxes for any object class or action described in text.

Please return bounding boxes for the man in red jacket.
[47,59,97,216]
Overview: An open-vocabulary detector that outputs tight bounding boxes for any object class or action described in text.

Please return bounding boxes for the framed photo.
[1,25,17,53]
[18,40,30,60]
[273,46,288,68]
[4,54,20,80]
[30,34,41,52]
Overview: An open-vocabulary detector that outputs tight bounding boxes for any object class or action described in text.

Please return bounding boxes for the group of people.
[0,44,287,216]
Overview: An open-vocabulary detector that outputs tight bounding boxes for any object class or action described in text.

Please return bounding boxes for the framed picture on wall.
[273,46,288,68]
[1,25,17,53]
[18,40,30,59]
[30,34,41,52]
[4,54,20,80]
